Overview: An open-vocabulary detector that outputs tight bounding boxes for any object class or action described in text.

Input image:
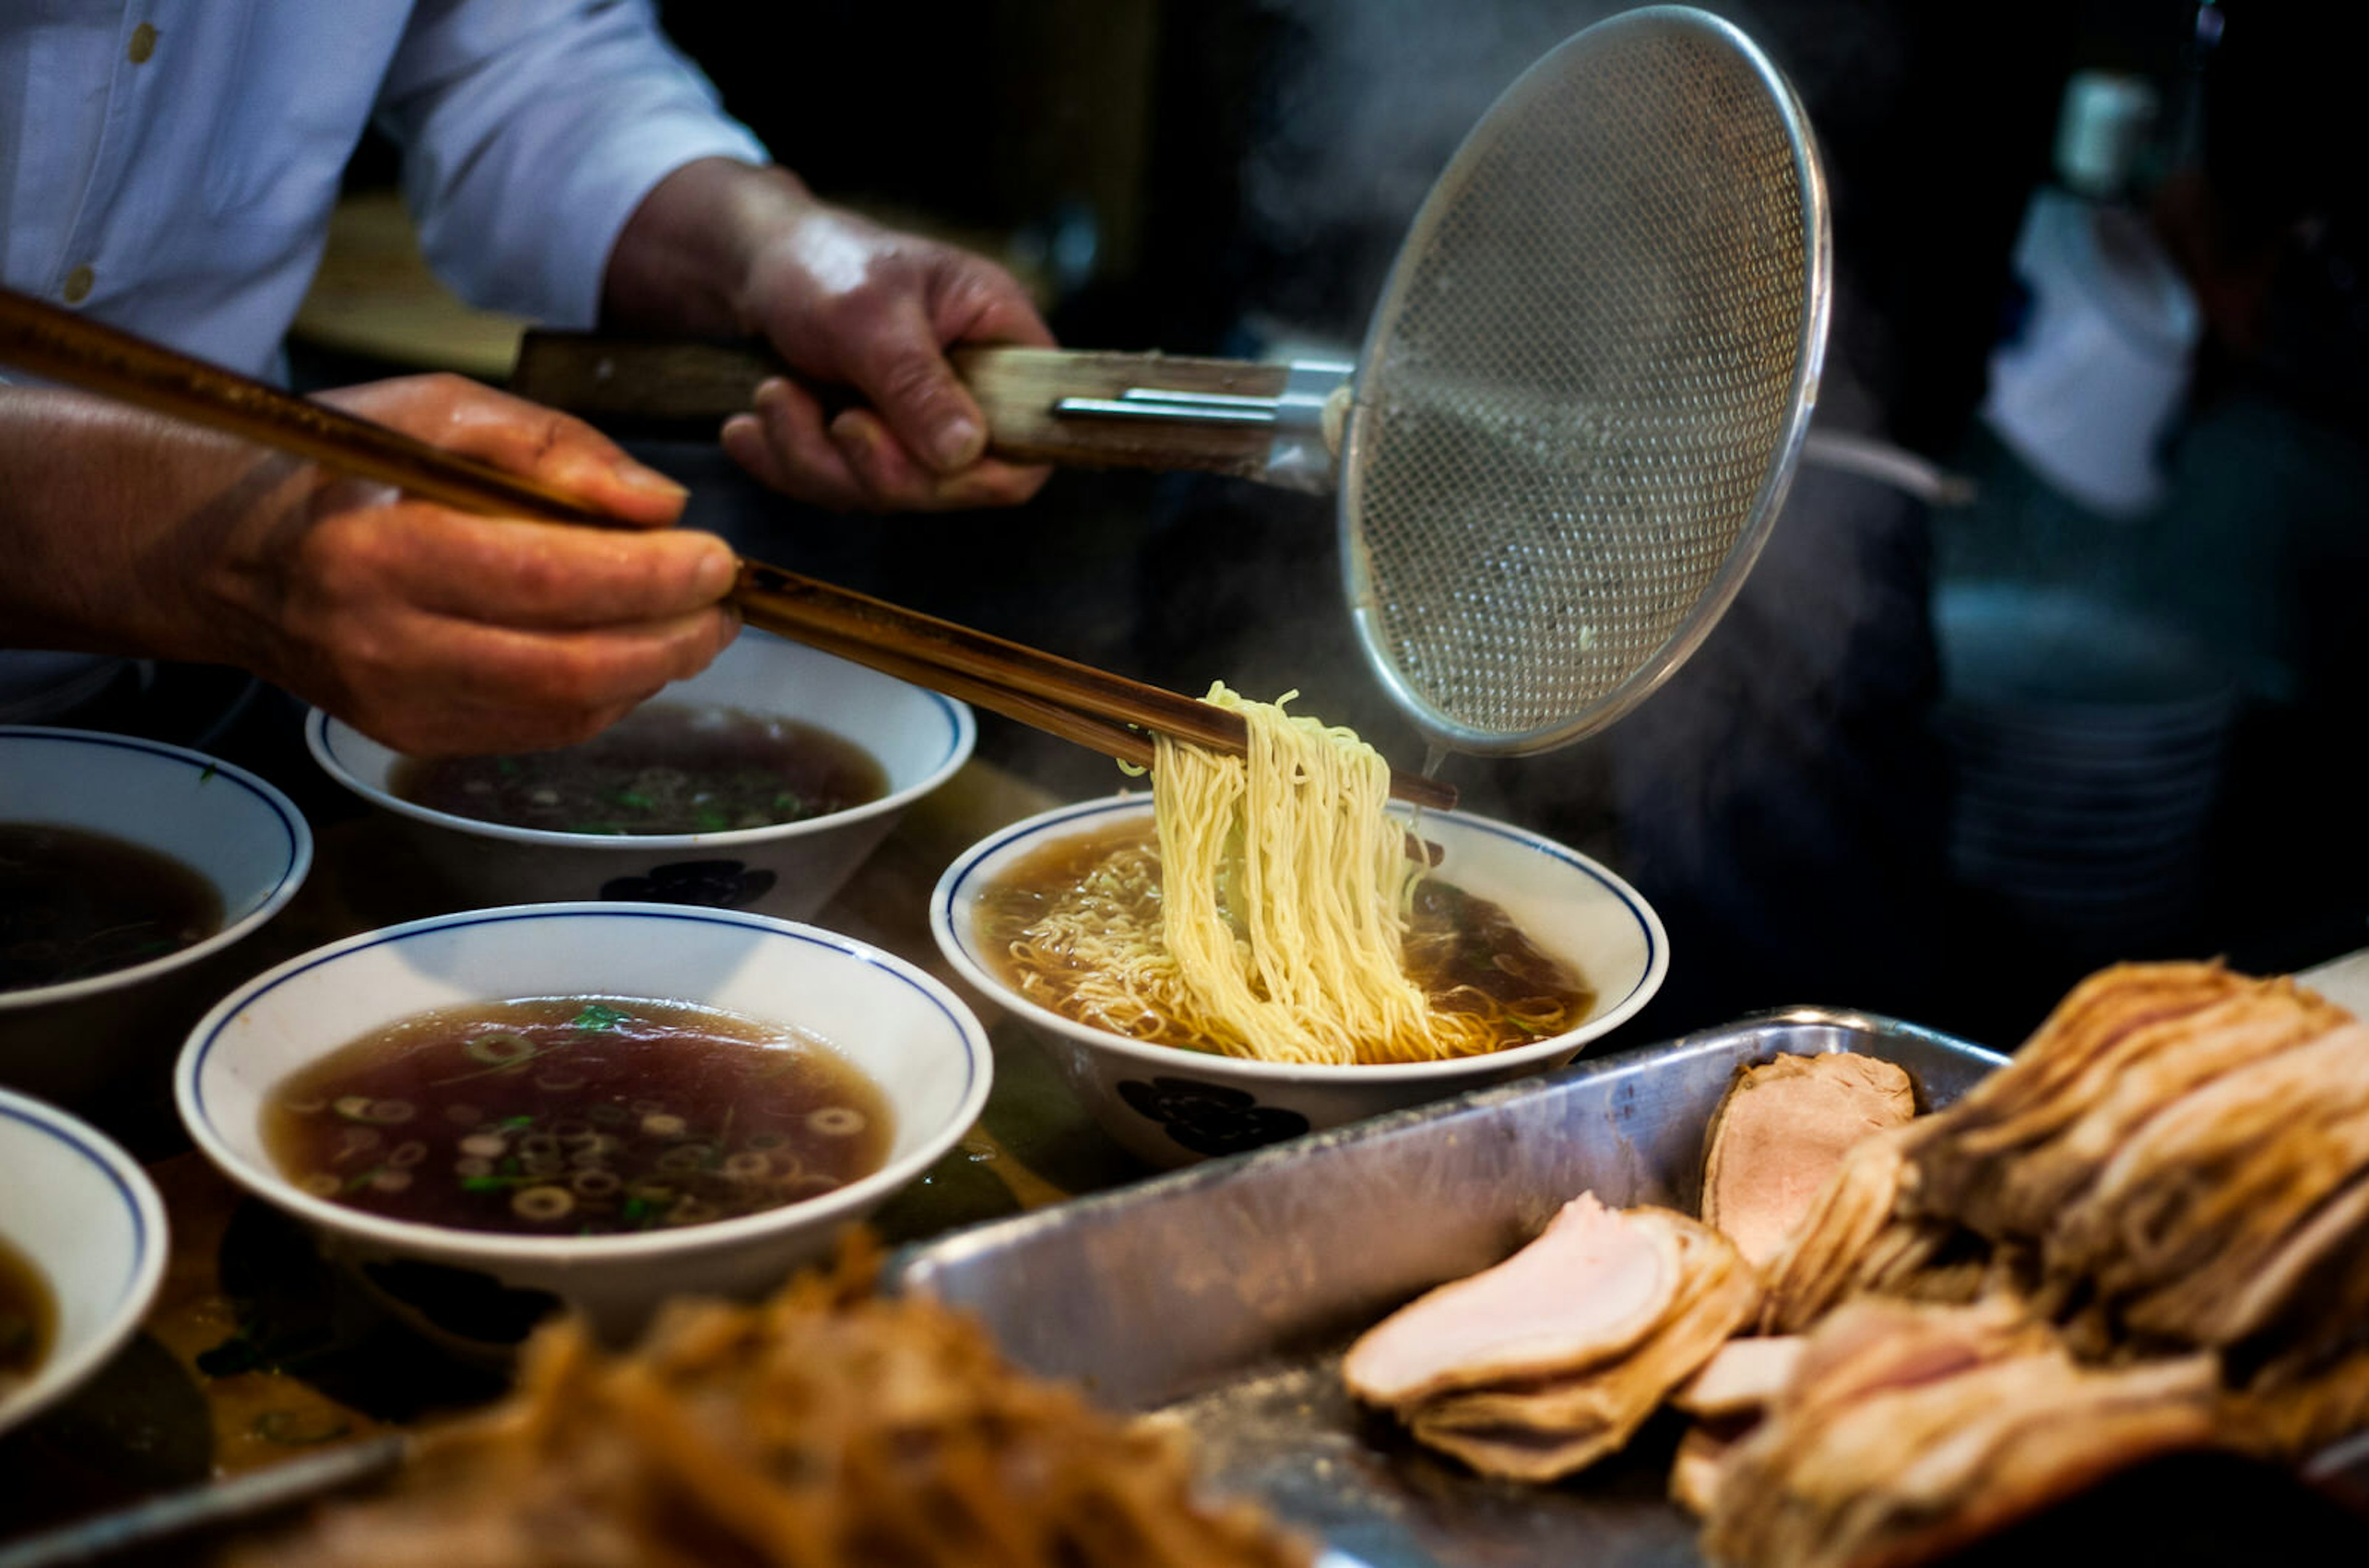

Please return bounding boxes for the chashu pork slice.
[2050,1020,2369,1344]
[1756,1126,1916,1334]
[1958,983,2347,1243]
[1671,1419,1749,1518]
[1407,1211,1759,1482]
[1702,1054,1917,1269]
[1903,963,2302,1232]
[1342,1194,1680,1410]
[1703,1300,2222,1568]
[2227,1337,2369,1462]
[1668,1337,1813,1523]
[1776,1295,2046,1416]
[1672,1335,1806,1421]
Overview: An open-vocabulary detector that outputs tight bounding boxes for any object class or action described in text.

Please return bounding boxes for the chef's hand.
[606,159,1056,513]
[262,377,741,753]
[0,378,740,757]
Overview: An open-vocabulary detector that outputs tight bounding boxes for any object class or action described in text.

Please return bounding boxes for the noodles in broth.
[994,687,1589,1066]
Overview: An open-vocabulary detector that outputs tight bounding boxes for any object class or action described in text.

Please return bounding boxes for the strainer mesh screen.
[1347,14,1811,748]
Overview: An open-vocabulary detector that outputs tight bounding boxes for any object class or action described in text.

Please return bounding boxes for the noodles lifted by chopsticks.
[1014,685,1510,1066]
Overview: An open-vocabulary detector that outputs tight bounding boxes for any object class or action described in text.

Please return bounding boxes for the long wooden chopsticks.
[0,287,1455,809]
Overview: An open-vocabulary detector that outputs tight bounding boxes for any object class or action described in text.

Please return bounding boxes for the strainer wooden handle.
[509,332,1294,479]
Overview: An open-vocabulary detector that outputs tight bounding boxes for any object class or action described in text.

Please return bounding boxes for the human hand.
[604,160,1056,513]
[724,201,1057,511]
[170,376,738,754]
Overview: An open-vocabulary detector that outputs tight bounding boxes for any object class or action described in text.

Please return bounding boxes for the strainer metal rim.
[1337,3,1834,757]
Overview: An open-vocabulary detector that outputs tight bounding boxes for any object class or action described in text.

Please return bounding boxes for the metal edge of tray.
[886,1005,2007,1411]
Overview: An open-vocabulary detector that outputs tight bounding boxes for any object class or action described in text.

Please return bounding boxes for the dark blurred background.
[239,1,2369,1049]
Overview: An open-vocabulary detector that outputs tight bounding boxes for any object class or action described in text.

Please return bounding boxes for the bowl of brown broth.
[177,902,992,1344]
[307,630,973,921]
[932,795,1668,1167]
[1,727,312,1105]
[0,1086,168,1436]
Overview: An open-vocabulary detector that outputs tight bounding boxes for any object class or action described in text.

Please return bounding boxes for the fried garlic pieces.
[224,1242,1310,1568]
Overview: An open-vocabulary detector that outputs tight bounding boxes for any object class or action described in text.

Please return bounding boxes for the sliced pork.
[1703,1302,2221,1568]
[1705,963,2369,1566]
[1701,1053,1916,1269]
[1670,1421,1745,1517]
[2230,1339,2369,1462]
[1666,1336,1804,1518]
[1958,983,2347,1241]
[1341,1193,1679,1408]
[2048,1021,2369,1348]
[1337,962,2369,1568]
[1755,1127,1917,1333]
[1671,1335,1805,1420]
[1903,965,2335,1239]
[1405,1212,1758,1481]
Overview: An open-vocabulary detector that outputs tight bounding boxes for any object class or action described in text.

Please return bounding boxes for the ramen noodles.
[0,823,222,992]
[978,688,1591,1066]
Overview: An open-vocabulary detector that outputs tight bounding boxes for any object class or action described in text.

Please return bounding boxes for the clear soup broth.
[389,703,888,836]
[263,997,892,1237]
[0,823,223,993]
[0,1234,56,1406]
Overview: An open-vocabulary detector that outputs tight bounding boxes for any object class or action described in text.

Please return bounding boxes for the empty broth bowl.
[0,1087,168,1437]
[932,794,1668,1168]
[177,902,993,1346]
[308,630,974,921]
[0,727,312,1105]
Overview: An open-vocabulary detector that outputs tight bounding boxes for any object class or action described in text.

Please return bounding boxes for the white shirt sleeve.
[377,0,771,329]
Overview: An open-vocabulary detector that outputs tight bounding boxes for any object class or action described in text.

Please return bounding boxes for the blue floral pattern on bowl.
[1117,1075,1312,1158]
[599,859,777,908]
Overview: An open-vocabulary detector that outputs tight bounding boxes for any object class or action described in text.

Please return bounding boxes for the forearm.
[4,374,738,756]
[601,157,814,337]
[0,388,291,667]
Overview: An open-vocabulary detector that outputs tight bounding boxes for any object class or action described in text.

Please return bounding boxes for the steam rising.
[1201,2,1939,1027]
[1245,1,1617,250]
[1241,1,1899,254]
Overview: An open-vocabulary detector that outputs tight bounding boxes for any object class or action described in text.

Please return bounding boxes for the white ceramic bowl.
[0,727,313,1104]
[178,902,993,1345]
[932,794,1668,1168]
[307,630,974,922]
[0,1087,168,1437]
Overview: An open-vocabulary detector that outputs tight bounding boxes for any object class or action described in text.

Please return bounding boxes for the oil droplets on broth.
[263,997,891,1237]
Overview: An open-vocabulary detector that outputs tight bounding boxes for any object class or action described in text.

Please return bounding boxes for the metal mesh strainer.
[1341,6,1829,753]
[508,6,1829,759]
[1025,7,1828,755]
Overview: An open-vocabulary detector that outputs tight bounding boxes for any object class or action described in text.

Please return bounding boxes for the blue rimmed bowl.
[1,727,312,1105]
[932,794,1668,1168]
[177,902,992,1347]
[307,630,974,922]
[0,1087,168,1436]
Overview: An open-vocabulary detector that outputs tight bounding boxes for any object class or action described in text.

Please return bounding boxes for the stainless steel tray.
[888,1007,2007,1568]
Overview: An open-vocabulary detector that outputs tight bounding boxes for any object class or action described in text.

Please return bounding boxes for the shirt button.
[62,265,94,304]
[128,23,158,64]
